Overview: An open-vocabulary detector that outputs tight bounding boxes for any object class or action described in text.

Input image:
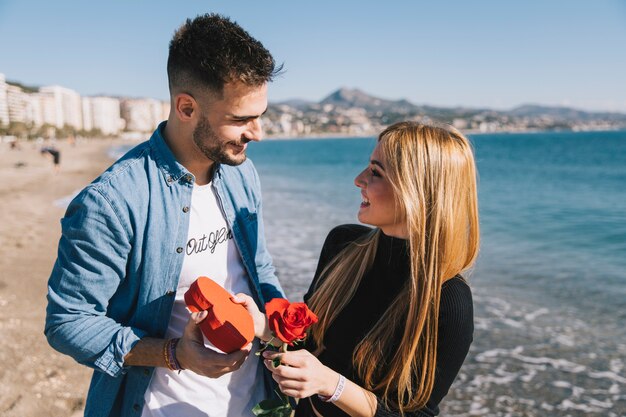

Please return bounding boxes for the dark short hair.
[167,13,281,95]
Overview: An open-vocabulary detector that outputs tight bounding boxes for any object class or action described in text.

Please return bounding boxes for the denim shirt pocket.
[238,209,259,254]
[243,210,258,228]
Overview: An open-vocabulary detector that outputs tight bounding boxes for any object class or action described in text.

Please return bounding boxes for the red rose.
[265,298,318,345]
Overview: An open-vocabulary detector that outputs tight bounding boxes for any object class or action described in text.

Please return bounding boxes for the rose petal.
[265,299,318,345]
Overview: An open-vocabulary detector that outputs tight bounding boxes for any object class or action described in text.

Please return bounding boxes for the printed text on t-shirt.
[186,227,233,256]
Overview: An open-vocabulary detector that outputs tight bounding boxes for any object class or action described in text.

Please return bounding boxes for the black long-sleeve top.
[296,224,474,417]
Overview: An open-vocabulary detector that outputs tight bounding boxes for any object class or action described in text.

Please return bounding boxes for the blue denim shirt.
[45,122,284,417]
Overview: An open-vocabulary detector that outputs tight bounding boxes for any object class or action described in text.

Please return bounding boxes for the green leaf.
[251,398,293,416]
[274,406,293,417]
[272,357,282,368]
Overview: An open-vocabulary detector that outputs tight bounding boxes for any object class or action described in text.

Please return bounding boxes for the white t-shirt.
[142,182,266,417]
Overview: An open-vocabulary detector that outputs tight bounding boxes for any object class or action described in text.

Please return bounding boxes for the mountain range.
[275,87,626,122]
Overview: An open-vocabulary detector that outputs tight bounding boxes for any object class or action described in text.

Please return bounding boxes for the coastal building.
[342,107,373,135]
[0,77,58,130]
[39,85,83,130]
[83,96,124,135]
[24,93,58,128]
[162,101,170,122]
[81,97,93,132]
[121,98,168,132]
[278,112,293,135]
[453,118,468,129]
[6,84,29,124]
[25,94,42,127]
[0,74,8,127]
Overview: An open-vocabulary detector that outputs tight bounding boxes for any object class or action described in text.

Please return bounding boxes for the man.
[40,144,61,173]
[45,14,284,417]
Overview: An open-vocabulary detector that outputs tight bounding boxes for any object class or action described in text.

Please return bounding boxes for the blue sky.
[1,0,625,112]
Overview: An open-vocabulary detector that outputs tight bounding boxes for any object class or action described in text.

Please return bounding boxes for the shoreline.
[2,133,624,416]
[0,138,122,417]
[3,125,624,147]
[263,126,626,140]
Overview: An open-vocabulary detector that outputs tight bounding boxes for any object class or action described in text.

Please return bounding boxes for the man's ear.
[174,93,196,121]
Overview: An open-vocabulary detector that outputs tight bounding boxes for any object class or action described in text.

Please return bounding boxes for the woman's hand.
[262,349,339,399]
[231,293,272,342]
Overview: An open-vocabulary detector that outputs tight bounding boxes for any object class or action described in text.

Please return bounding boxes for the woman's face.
[354,143,408,238]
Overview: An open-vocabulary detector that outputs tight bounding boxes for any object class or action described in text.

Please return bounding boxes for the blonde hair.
[308,121,480,413]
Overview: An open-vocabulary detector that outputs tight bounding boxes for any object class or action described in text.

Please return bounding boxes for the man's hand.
[176,311,251,378]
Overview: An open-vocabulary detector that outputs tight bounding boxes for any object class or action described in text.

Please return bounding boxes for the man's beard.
[192,115,247,166]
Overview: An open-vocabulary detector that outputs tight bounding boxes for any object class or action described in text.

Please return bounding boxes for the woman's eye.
[371,168,381,178]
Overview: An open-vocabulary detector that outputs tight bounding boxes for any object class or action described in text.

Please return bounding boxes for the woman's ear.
[174,93,196,122]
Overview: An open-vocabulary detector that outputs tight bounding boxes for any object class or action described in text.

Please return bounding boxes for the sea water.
[247,130,626,416]
[109,130,626,415]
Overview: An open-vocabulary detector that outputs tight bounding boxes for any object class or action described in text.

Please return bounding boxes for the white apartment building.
[37,93,59,127]
[0,74,8,126]
[82,97,93,132]
[1,73,169,137]
[162,101,170,122]
[121,98,167,132]
[1,77,58,130]
[21,93,57,128]
[39,85,83,130]
[6,84,29,124]
[83,96,124,135]
[25,94,42,127]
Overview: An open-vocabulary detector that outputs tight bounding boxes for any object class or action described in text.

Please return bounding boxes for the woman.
[241,121,479,416]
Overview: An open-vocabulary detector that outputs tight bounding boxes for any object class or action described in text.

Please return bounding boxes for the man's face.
[192,82,268,166]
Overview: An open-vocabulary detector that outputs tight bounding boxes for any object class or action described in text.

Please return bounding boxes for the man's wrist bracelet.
[163,338,183,371]
[318,373,346,403]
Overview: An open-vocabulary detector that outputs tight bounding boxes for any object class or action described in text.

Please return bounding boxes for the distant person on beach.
[240,122,479,416]
[40,145,61,173]
[45,14,284,417]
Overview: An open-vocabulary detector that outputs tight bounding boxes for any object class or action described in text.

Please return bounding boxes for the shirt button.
[176,247,183,254]
[133,404,141,411]
[166,176,173,183]
[182,206,189,213]
[166,290,175,296]
[143,368,150,376]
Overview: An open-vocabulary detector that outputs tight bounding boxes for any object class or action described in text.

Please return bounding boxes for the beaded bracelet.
[163,338,183,371]
[318,373,346,403]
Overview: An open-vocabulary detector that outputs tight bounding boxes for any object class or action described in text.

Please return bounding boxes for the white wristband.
[318,374,346,403]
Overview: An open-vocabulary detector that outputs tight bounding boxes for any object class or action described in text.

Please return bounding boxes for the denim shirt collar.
[150,120,223,186]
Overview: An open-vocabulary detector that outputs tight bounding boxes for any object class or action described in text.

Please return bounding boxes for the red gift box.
[184,276,255,353]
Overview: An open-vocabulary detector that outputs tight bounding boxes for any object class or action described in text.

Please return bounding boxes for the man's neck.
[163,120,215,185]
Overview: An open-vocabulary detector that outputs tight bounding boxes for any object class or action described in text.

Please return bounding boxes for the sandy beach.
[0,138,125,417]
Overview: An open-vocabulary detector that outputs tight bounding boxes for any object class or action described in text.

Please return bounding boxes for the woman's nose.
[354,169,366,188]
